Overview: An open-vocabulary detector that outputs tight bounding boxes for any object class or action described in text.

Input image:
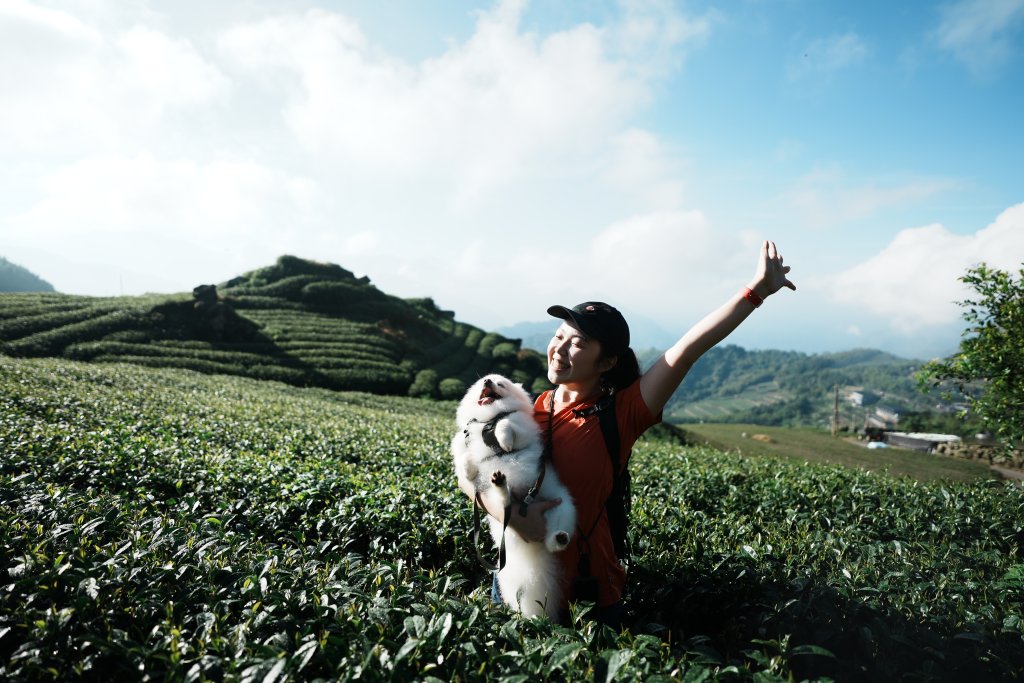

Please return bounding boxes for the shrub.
[491,341,519,360]
[409,369,439,398]
[438,377,468,400]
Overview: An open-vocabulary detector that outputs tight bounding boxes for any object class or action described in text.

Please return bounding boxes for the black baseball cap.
[547,301,630,355]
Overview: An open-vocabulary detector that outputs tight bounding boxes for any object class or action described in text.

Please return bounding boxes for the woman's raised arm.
[639,240,795,415]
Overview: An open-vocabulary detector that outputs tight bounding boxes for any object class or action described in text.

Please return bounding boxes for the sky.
[2,0,1022,360]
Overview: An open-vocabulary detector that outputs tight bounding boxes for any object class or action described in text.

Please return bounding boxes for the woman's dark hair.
[599,346,640,393]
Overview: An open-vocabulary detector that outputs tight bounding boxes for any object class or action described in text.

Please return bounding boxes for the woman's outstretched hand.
[749,240,796,299]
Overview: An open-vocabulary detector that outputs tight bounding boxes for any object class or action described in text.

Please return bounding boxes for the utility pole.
[832,384,839,437]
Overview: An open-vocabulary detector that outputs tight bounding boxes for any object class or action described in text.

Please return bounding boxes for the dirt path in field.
[843,437,1023,484]
[992,465,1024,483]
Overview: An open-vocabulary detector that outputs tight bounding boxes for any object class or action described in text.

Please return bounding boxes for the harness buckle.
[518,493,534,517]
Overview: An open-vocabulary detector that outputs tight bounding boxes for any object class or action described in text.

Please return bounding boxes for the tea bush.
[1,356,1022,681]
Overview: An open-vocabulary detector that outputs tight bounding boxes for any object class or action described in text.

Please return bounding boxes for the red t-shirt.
[534,379,661,607]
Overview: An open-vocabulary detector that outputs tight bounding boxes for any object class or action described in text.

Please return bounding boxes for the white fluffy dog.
[452,374,576,619]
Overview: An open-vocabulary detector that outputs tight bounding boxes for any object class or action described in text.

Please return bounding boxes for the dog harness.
[464,411,516,455]
[467,411,549,572]
[463,410,546,513]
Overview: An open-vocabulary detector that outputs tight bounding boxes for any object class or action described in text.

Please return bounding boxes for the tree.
[917,263,1024,452]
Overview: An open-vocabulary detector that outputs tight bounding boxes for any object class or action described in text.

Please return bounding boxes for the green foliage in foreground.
[918,262,1024,452]
[2,357,1023,681]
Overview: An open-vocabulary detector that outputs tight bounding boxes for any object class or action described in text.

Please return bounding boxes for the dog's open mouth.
[478,384,498,406]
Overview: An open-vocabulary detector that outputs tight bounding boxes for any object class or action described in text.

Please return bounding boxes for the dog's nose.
[483,378,494,388]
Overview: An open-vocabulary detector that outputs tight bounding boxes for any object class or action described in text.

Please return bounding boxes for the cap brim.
[547,304,593,338]
[547,305,573,321]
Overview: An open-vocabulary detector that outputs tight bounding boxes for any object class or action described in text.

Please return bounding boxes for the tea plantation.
[2,356,1023,681]
[0,255,549,399]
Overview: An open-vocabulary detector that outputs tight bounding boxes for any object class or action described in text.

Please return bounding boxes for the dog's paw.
[491,470,506,487]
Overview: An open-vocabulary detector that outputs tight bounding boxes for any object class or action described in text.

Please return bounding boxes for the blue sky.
[2,0,1022,359]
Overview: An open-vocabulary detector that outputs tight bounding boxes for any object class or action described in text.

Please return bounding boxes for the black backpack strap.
[574,393,631,563]
[596,394,631,563]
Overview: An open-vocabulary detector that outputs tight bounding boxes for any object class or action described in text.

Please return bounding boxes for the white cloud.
[934,0,1024,76]
[114,26,229,111]
[787,166,957,228]
[407,207,741,330]
[2,0,716,316]
[614,0,714,75]
[825,203,1024,333]
[789,32,868,80]
[217,0,700,204]
[0,1,228,155]
[601,128,686,209]
[9,156,319,240]
[0,0,102,48]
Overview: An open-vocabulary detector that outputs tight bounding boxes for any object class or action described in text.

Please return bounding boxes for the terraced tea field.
[2,357,1022,681]
[0,256,549,398]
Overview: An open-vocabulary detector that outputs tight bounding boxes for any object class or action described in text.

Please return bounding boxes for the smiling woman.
[465,240,796,627]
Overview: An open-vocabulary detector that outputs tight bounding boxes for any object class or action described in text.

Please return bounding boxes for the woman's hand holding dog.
[508,498,562,544]
[462,474,563,544]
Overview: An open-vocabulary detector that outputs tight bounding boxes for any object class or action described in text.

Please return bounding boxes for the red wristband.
[742,287,763,308]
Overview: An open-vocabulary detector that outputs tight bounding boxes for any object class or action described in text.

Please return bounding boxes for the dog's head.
[456,374,532,425]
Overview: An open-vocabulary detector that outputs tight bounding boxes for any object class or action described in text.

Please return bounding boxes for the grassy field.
[680,422,998,483]
[2,356,1022,681]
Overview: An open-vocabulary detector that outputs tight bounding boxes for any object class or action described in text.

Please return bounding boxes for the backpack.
[574,392,632,564]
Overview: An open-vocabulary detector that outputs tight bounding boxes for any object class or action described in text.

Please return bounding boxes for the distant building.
[875,405,899,424]
[846,389,878,407]
[864,414,891,430]
[884,432,961,452]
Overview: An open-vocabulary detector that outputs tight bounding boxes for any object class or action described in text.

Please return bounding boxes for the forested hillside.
[652,345,950,429]
[0,256,54,293]
[0,255,548,398]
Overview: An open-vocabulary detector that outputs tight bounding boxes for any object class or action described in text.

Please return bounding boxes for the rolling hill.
[651,344,959,430]
[0,255,549,398]
[0,256,54,293]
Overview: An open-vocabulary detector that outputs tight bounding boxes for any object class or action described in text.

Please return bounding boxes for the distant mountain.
[652,344,948,429]
[0,257,54,292]
[0,255,549,398]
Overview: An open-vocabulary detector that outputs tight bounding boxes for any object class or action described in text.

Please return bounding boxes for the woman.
[466,240,795,625]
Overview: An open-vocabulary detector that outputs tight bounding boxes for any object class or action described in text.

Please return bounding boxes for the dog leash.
[473,493,511,572]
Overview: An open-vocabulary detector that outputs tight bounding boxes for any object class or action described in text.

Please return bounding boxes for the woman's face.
[546,322,614,387]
